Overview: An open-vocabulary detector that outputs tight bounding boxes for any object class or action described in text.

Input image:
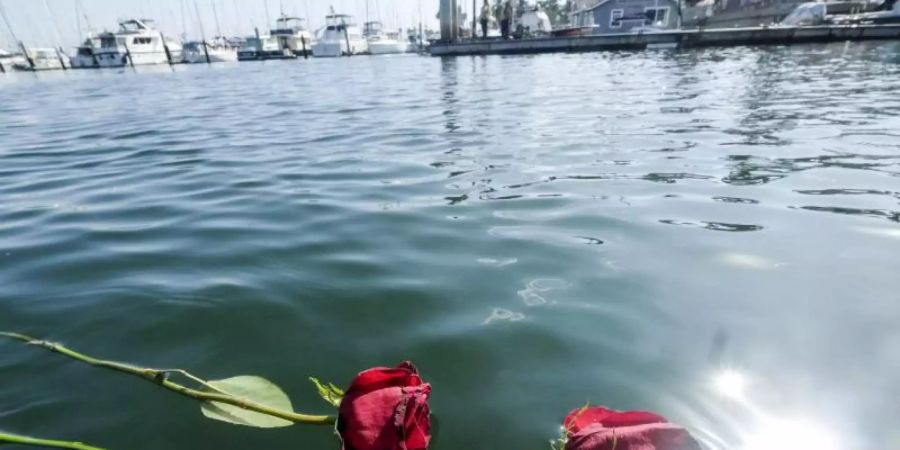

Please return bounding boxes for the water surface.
[1,43,899,449]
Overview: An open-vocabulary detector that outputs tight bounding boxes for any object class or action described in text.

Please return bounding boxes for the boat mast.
[211,0,222,38]
[418,0,424,48]
[180,0,188,41]
[0,0,34,69]
[75,0,83,40]
[194,0,211,63]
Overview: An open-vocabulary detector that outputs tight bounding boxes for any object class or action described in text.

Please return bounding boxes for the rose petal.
[345,361,423,398]
[566,422,703,450]
[564,407,668,434]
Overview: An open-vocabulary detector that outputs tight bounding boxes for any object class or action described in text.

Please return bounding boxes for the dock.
[429,24,900,56]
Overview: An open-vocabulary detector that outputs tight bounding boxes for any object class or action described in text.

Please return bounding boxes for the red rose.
[338,362,431,450]
[563,406,702,450]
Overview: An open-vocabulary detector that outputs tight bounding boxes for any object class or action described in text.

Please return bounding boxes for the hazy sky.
[0,0,441,49]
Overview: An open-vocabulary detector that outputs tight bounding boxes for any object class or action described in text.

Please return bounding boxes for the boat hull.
[70,55,99,69]
[94,50,174,67]
[368,41,409,55]
[183,49,238,64]
[312,39,368,57]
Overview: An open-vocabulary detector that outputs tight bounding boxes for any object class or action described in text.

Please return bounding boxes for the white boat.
[365,21,409,55]
[519,6,553,36]
[271,15,314,57]
[71,34,102,68]
[312,12,368,57]
[237,33,280,60]
[183,37,239,63]
[93,18,182,67]
[13,48,68,71]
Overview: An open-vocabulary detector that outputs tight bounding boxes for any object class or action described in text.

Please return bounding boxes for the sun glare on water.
[711,369,843,450]
[740,416,841,450]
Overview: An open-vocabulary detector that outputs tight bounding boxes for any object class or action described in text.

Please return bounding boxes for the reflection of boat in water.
[183,37,240,63]
[365,21,409,55]
[93,19,181,67]
[13,48,68,71]
[312,12,368,57]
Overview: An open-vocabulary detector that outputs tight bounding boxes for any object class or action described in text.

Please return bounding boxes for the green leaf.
[309,377,345,408]
[200,376,295,428]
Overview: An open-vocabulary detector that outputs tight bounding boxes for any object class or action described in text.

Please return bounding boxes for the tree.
[538,0,572,26]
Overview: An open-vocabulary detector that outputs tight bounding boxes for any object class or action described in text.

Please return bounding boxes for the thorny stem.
[0,332,337,426]
[0,431,107,450]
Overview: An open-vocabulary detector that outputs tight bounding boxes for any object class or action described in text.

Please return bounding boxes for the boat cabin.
[326,14,356,31]
[271,16,308,35]
[364,21,384,37]
[119,19,157,33]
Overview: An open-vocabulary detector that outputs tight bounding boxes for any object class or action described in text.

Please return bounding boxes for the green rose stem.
[0,431,106,450]
[0,332,337,426]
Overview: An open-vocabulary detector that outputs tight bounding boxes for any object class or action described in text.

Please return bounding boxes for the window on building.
[644,7,670,25]
[610,9,624,28]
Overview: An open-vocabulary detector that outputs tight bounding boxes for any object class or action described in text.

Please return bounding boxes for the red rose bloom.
[564,406,702,450]
[338,362,431,450]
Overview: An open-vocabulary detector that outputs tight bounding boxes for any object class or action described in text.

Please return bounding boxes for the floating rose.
[338,362,432,450]
[562,406,701,450]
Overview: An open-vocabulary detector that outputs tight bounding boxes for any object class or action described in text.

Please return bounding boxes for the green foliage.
[200,376,295,428]
[550,401,590,450]
[538,0,572,26]
[309,377,345,408]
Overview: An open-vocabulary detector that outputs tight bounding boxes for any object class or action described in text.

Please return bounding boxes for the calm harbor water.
[1,43,899,450]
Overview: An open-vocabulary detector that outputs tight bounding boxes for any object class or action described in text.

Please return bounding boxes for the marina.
[2,0,900,71]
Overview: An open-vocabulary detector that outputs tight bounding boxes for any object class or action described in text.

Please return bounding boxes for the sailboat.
[311,9,367,57]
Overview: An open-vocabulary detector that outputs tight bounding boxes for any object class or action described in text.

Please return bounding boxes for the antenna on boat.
[264,0,272,27]
[194,0,211,63]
